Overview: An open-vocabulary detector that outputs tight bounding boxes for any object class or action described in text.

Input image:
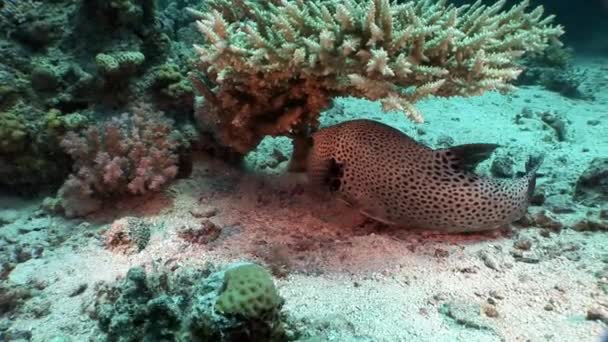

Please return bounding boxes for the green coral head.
[95,51,146,76]
[215,262,283,320]
[0,110,27,154]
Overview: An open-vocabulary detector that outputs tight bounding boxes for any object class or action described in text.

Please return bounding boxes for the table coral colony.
[188,0,563,170]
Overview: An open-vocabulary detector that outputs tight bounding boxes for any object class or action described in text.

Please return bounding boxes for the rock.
[543,194,576,214]
[529,189,546,206]
[539,111,568,141]
[0,209,20,225]
[513,237,533,251]
[436,135,455,147]
[521,107,534,118]
[490,155,515,178]
[533,210,564,231]
[69,283,87,297]
[434,248,450,258]
[258,244,293,278]
[13,245,33,263]
[0,318,10,331]
[1,328,32,341]
[489,290,504,300]
[557,242,581,261]
[439,301,495,331]
[23,297,51,318]
[586,308,608,324]
[574,158,608,206]
[177,219,222,245]
[478,250,499,271]
[482,305,499,318]
[104,217,152,254]
[513,252,541,264]
[0,282,33,316]
[594,266,608,280]
[189,207,218,219]
[514,213,535,227]
[572,218,608,232]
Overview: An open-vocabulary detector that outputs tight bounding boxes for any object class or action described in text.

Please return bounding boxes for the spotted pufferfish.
[306,119,542,233]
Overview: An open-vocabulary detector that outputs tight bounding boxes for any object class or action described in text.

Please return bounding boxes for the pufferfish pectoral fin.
[336,193,396,225]
[360,208,398,225]
[354,193,398,226]
[434,143,500,173]
[336,189,396,225]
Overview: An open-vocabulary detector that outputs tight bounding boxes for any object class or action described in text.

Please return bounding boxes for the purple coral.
[57,105,181,217]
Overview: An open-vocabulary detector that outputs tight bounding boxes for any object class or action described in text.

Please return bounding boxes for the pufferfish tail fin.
[434,143,500,173]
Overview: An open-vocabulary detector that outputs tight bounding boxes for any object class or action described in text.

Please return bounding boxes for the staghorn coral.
[54,105,182,217]
[189,0,563,170]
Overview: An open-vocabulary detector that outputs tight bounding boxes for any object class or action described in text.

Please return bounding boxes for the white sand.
[3,56,608,342]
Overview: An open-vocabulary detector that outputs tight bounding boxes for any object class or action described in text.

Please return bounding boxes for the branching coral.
[55,105,182,217]
[189,0,563,170]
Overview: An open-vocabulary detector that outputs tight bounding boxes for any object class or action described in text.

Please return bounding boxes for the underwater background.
[0,0,607,341]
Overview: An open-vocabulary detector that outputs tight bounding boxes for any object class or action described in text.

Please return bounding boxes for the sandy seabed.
[2,56,608,342]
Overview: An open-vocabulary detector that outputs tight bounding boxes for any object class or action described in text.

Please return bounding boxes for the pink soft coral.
[56,105,181,217]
